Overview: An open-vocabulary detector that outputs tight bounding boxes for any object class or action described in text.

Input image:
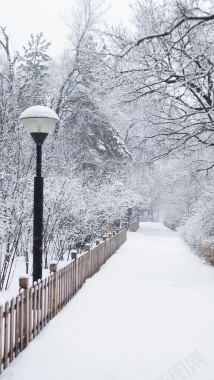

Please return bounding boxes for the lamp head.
[19,105,60,144]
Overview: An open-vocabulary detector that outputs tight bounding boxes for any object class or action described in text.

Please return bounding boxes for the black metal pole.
[33,144,43,283]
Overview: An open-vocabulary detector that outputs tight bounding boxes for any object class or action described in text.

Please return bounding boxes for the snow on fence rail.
[0,228,127,374]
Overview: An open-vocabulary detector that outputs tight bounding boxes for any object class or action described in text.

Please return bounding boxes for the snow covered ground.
[1,222,214,380]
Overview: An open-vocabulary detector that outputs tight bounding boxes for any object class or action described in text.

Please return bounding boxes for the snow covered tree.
[52,0,131,176]
[0,27,35,289]
[17,32,51,107]
[107,0,214,167]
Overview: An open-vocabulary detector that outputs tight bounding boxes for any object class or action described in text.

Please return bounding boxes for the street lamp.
[19,105,60,283]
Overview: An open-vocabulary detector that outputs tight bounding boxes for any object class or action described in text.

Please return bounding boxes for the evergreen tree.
[17,32,51,107]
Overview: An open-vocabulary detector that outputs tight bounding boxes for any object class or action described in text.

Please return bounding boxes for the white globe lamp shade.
[19,105,60,143]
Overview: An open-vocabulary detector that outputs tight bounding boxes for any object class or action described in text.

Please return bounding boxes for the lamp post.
[19,106,60,283]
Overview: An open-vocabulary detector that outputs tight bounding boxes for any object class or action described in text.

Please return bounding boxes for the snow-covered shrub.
[179,185,214,249]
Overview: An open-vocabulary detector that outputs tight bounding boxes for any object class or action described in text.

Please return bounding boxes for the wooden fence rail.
[0,228,127,374]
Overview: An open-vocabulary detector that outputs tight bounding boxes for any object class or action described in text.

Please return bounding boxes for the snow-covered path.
[2,223,214,380]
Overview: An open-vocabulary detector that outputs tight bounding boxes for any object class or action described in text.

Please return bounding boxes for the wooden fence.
[128,219,139,232]
[0,228,127,374]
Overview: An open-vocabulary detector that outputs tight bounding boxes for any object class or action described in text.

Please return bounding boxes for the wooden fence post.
[0,305,2,374]
[108,233,112,257]
[85,244,91,278]
[71,250,77,260]
[50,262,58,317]
[19,276,29,349]
[85,244,91,251]
[3,302,9,369]
[71,250,78,293]
[116,229,120,250]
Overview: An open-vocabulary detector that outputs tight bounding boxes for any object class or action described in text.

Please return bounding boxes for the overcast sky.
[1,0,132,58]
